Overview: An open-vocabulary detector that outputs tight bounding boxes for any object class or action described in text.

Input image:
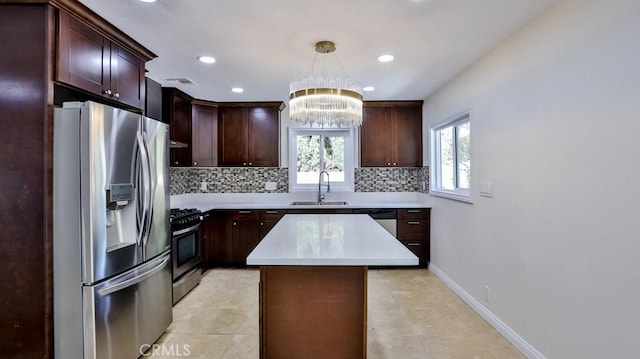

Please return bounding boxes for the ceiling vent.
[165,77,196,85]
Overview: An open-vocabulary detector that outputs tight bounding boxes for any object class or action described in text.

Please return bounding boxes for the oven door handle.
[173,223,201,236]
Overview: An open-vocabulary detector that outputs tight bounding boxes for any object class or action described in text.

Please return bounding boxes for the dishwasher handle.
[353,208,397,219]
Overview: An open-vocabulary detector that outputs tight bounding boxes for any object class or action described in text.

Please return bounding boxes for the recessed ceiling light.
[197,56,216,64]
[231,87,244,93]
[138,0,157,3]
[363,86,375,92]
[377,54,394,63]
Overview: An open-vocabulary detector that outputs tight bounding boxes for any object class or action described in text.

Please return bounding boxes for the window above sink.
[288,128,355,192]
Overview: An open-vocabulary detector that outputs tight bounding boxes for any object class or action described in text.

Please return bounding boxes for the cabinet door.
[248,107,279,167]
[202,212,228,268]
[219,107,248,166]
[164,88,192,166]
[361,107,393,167]
[201,213,214,269]
[393,106,422,167]
[192,104,218,167]
[110,43,145,109]
[57,11,110,96]
[258,210,285,239]
[232,219,259,265]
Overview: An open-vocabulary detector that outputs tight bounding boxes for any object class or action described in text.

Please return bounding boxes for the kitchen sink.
[290,201,349,206]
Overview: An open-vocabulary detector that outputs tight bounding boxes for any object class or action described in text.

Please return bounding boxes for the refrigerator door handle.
[96,255,170,297]
[141,132,154,249]
[136,131,151,247]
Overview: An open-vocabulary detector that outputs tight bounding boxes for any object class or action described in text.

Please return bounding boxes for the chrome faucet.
[318,170,330,203]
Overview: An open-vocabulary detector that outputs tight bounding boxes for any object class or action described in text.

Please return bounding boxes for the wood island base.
[259,266,367,359]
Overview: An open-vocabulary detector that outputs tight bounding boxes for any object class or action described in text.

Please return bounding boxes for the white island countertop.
[247,214,419,266]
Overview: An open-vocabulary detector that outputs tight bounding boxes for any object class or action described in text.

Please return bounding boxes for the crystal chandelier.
[289,41,363,127]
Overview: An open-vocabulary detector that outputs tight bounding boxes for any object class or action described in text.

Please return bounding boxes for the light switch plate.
[265,181,277,191]
[480,182,493,198]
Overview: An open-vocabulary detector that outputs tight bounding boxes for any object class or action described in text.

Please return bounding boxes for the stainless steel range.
[170,208,203,304]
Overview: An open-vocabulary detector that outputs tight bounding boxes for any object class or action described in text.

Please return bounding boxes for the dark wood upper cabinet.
[248,107,280,167]
[57,10,146,109]
[218,102,283,167]
[218,106,248,166]
[192,101,218,167]
[110,44,145,108]
[163,87,193,167]
[145,77,163,122]
[360,101,423,167]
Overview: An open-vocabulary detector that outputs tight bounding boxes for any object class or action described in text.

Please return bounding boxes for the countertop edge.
[182,203,432,212]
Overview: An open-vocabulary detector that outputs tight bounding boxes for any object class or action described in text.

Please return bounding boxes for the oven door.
[172,223,202,280]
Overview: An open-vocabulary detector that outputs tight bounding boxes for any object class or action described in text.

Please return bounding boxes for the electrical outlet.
[480,182,493,198]
[483,284,490,303]
[200,181,208,191]
[264,181,277,191]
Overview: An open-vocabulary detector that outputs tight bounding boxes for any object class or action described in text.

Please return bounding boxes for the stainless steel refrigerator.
[53,101,172,359]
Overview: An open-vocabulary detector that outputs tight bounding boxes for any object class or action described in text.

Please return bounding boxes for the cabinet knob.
[114,92,120,99]
[174,161,179,165]
[248,162,252,166]
[243,162,247,166]
[103,89,112,96]
[260,222,264,226]
[393,162,397,166]
[387,162,391,166]
[233,222,237,226]
[193,161,197,165]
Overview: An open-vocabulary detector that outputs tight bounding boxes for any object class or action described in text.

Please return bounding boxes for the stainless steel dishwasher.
[353,209,397,237]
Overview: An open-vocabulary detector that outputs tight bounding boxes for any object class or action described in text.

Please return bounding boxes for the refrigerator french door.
[53,101,172,359]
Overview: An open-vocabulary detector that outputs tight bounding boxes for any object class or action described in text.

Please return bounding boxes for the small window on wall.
[430,112,471,201]
[289,129,354,191]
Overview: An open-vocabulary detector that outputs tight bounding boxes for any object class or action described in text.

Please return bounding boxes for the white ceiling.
[79,0,560,103]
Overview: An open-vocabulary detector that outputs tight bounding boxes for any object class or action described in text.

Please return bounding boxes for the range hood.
[170,140,188,148]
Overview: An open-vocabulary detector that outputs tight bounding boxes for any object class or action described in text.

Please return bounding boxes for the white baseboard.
[429,264,547,359]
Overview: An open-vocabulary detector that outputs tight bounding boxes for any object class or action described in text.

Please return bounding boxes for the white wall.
[422,0,640,357]
[280,106,291,168]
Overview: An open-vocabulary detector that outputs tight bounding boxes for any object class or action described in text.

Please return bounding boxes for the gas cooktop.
[169,208,202,230]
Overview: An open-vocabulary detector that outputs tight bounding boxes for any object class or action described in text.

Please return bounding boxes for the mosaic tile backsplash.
[170,167,289,195]
[355,167,428,193]
[170,167,429,195]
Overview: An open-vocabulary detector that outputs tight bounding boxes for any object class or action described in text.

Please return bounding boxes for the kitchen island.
[247,214,418,359]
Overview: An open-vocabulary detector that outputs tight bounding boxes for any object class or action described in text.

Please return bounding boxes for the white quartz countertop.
[171,192,431,212]
[246,214,419,266]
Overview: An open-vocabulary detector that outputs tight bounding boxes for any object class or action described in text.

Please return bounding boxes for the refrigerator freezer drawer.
[83,253,172,359]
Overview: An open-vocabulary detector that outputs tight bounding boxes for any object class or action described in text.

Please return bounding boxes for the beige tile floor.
[148,268,524,359]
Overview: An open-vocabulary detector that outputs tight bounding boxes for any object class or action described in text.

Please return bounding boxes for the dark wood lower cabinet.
[202,211,231,267]
[204,208,430,268]
[259,210,285,239]
[397,208,431,266]
[232,211,260,265]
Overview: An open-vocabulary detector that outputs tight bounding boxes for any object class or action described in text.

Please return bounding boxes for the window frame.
[430,112,472,202]
[288,127,355,192]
